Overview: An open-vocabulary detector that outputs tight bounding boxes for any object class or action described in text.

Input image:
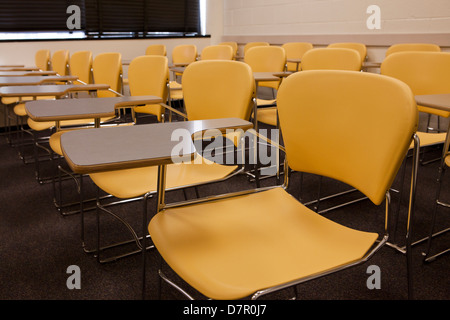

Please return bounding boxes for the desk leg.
[251,87,261,188]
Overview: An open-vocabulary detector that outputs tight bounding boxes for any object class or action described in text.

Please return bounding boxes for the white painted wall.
[223,0,450,36]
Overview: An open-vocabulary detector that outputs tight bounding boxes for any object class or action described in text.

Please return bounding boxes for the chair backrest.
[277,70,418,205]
[182,60,255,121]
[201,45,234,61]
[35,49,50,71]
[172,44,197,65]
[219,41,238,57]
[244,45,286,90]
[128,55,169,121]
[385,43,441,57]
[243,42,270,55]
[51,50,69,75]
[301,48,362,71]
[92,52,122,98]
[327,42,367,63]
[282,42,313,72]
[69,51,93,84]
[146,44,167,56]
[381,51,450,117]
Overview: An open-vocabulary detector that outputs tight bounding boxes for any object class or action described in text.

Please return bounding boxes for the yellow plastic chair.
[69,51,93,84]
[92,52,123,98]
[33,52,121,146]
[129,55,170,122]
[148,70,419,300]
[243,41,270,55]
[50,50,69,76]
[13,49,68,130]
[282,42,313,72]
[2,49,52,159]
[200,45,234,61]
[20,49,70,159]
[35,49,51,71]
[171,44,197,67]
[145,44,167,56]
[301,48,362,71]
[327,42,367,65]
[381,51,450,130]
[3,49,49,109]
[244,45,286,108]
[9,50,63,163]
[385,43,441,57]
[245,45,286,128]
[219,41,238,58]
[13,49,68,117]
[87,60,255,263]
[12,48,67,122]
[381,51,450,252]
[49,52,124,157]
[47,53,125,212]
[170,44,198,104]
[37,51,117,157]
[257,47,361,128]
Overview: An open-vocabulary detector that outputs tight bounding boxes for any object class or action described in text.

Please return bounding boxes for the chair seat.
[2,97,35,104]
[2,97,21,105]
[49,130,75,156]
[413,131,447,149]
[133,104,163,121]
[27,116,115,133]
[149,187,378,300]
[169,81,183,100]
[27,118,55,131]
[445,155,450,167]
[13,103,27,116]
[12,96,56,116]
[257,107,278,126]
[256,98,276,106]
[90,156,238,199]
[3,96,55,105]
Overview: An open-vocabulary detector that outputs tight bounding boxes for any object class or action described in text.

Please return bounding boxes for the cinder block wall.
[223,0,450,36]
[221,0,450,61]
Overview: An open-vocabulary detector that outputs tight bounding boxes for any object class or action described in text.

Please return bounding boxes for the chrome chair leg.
[422,165,450,262]
[94,190,154,264]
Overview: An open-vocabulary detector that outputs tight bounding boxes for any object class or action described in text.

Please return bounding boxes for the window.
[0,0,202,40]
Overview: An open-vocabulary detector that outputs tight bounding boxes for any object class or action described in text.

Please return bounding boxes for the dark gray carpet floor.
[1,121,448,309]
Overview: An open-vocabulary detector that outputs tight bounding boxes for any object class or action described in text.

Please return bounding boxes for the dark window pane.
[0,0,200,38]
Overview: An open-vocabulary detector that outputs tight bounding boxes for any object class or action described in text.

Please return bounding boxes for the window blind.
[0,0,85,32]
[0,0,200,38]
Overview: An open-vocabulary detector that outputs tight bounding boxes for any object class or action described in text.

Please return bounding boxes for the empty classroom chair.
[219,41,238,58]
[129,55,169,122]
[282,42,313,72]
[200,45,234,61]
[385,43,441,57]
[327,42,367,65]
[148,69,419,300]
[145,44,167,56]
